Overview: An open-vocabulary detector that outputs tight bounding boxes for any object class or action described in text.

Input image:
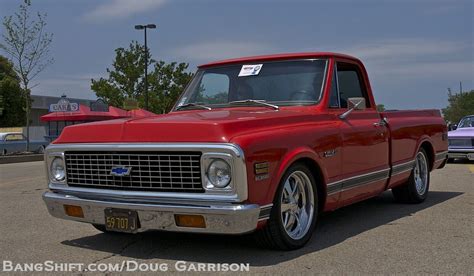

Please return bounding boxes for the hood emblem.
[110,166,132,176]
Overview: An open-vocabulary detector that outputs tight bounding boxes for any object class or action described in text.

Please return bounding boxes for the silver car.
[0,132,48,155]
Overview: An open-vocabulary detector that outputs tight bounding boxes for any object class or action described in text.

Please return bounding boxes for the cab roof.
[198,52,360,68]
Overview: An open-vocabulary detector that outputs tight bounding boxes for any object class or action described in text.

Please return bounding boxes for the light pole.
[134,24,156,110]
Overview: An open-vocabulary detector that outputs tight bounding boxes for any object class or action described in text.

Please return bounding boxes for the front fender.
[265,146,326,204]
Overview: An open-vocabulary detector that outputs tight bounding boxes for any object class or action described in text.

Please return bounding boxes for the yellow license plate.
[104,209,138,233]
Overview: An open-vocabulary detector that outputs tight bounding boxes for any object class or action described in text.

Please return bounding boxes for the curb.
[0,154,44,164]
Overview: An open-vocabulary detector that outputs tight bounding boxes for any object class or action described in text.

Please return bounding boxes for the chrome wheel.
[280,170,315,240]
[414,152,428,195]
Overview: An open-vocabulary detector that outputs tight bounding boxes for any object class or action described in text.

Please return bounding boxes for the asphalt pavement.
[0,161,473,274]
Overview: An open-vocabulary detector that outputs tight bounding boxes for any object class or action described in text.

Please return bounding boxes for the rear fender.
[414,135,435,170]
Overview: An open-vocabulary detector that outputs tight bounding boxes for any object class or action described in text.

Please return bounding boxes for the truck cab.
[43,52,448,250]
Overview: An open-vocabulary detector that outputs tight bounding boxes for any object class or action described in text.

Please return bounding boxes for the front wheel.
[92,224,108,233]
[392,148,430,203]
[255,163,318,250]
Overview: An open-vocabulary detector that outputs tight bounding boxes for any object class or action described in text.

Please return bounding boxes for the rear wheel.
[36,145,45,154]
[392,148,430,203]
[255,163,318,250]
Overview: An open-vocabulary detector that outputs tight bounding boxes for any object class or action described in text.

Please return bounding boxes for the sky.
[0,0,472,110]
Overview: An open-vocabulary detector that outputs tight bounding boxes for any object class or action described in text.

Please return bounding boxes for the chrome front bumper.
[43,192,267,234]
[448,148,474,159]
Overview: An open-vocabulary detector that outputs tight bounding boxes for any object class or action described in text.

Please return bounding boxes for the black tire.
[36,145,45,154]
[92,224,108,233]
[446,158,454,163]
[254,163,318,250]
[392,148,430,204]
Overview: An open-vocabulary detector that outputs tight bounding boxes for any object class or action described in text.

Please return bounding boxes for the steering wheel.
[290,89,314,101]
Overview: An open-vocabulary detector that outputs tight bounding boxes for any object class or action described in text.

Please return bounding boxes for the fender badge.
[323,149,337,158]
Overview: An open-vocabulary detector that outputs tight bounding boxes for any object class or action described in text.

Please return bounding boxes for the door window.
[5,134,25,141]
[336,63,370,108]
[328,68,340,108]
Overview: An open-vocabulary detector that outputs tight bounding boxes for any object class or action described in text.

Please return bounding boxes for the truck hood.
[54,108,318,144]
[448,127,474,138]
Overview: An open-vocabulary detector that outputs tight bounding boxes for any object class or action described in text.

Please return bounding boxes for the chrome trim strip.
[45,143,248,202]
[327,168,390,196]
[391,159,416,176]
[435,150,449,161]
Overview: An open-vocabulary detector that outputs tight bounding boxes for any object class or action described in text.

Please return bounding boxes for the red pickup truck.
[43,52,448,250]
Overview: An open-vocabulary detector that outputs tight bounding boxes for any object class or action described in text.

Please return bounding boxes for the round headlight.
[50,157,65,181]
[207,159,231,188]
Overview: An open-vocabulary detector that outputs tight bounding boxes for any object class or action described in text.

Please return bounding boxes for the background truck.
[43,52,448,250]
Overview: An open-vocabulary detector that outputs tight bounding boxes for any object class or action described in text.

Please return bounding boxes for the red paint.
[54,53,447,213]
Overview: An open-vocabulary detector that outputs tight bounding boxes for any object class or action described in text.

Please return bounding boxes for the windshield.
[458,116,474,128]
[175,59,328,110]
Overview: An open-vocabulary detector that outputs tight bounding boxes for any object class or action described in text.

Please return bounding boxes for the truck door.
[332,61,390,207]
[5,133,26,153]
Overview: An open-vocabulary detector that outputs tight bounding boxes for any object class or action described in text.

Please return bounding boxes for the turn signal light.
[174,214,206,228]
[64,205,84,218]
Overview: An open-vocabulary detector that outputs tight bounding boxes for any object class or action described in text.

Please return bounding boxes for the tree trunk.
[25,88,30,152]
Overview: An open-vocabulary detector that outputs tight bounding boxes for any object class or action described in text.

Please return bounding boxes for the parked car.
[0,132,48,155]
[448,115,474,161]
[42,52,448,250]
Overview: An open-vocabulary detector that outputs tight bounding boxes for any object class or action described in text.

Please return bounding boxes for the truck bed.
[382,109,448,168]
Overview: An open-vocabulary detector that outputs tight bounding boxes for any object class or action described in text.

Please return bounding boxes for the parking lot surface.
[0,161,473,274]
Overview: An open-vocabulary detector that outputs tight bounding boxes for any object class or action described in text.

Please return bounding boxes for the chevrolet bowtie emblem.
[110,166,132,176]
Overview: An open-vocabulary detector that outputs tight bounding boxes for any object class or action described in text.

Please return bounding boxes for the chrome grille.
[449,138,473,147]
[64,151,204,193]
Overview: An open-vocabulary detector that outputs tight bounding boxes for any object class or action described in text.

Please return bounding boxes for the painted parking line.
[468,165,474,173]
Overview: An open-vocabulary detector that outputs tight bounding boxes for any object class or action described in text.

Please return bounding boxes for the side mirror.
[451,124,457,131]
[339,97,366,119]
[348,97,366,110]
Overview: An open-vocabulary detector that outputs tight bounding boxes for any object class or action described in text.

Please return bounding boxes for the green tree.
[91,41,193,114]
[0,2,53,149]
[0,56,26,127]
[148,61,193,113]
[442,90,474,123]
[91,41,150,108]
[376,104,386,112]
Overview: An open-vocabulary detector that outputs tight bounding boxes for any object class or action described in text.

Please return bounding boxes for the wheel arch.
[296,157,327,213]
[270,147,327,213]
[418,139,435,171]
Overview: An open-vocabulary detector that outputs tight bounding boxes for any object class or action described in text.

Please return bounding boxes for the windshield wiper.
[176,103,212,111]
[228,99,279,110]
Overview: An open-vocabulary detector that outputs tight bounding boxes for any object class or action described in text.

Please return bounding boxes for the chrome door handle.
[373,117,389,127]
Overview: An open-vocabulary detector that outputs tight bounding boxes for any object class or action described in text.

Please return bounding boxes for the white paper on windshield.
[238,64,263,77]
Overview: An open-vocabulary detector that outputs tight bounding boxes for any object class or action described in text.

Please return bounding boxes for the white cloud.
[83,0,166,22]
[171,41,274,62]
[340,39,466,61]
[330,38,473,79]
[31,73,104,99]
